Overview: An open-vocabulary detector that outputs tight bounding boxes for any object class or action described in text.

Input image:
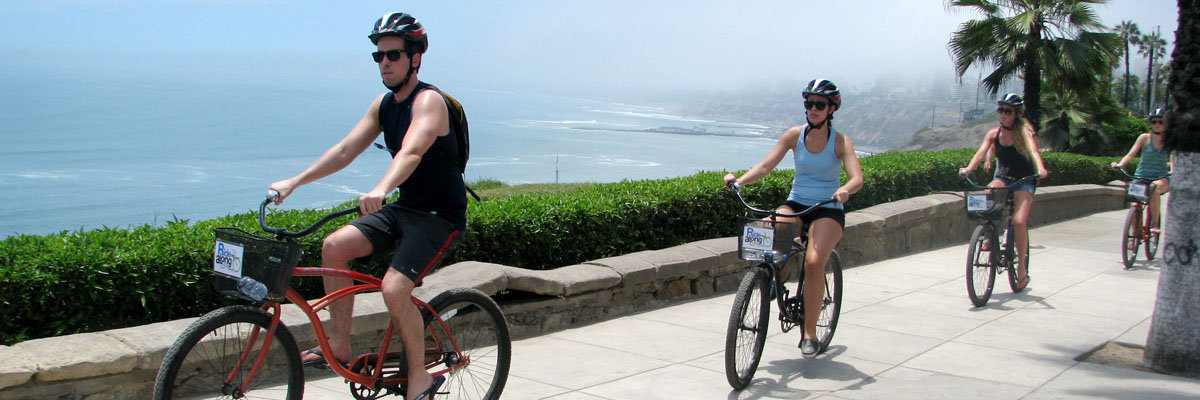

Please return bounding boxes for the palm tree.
[1114,21,1141,107]
[1145,1,1199,378]
[1038,76,1125,153]
[1138,29,1168,112]
[947,0,1122,130]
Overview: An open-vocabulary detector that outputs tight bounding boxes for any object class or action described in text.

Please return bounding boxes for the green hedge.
[0,150,1128,344]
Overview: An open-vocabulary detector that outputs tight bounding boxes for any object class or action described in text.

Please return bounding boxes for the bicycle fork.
[224,303,284,397]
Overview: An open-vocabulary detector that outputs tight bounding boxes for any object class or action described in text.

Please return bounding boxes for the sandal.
[414,375,446,400]
[300,348,349,370]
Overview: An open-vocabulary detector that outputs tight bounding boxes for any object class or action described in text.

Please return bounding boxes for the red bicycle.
[1114,167,1171,269]
[153,194,510,400]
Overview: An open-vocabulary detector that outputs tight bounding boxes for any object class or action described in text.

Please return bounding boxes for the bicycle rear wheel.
[1145,212,1161,261]
[1122,206,1142,269]
[424,288,511,400]
[154,306,303,400]
[724,267,770,390]
[814,251,843,353]
[966,224,996,307]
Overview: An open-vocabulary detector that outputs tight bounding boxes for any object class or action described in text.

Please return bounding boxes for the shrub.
[0,150,1129,344]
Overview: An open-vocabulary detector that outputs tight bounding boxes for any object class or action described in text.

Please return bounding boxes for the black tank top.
[993,129,1035,181]
[378,81,467,230]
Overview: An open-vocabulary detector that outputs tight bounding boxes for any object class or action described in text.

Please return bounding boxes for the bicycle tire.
[724,267,770,390]
[966,224,996,307]
[154,306,303,400]
[1145,212,1161,261]
[1122,206,1142,269]
[814,251,843,353]
[1007,227,1029,292]
[424,287,511,400]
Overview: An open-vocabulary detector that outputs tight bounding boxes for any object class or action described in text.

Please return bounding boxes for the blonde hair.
[1005,113,1035,160]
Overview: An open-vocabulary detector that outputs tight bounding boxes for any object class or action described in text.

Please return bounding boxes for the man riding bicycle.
[269,12,464,400]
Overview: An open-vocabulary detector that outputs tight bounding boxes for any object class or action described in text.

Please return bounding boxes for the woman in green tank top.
[1112,109,1175,233]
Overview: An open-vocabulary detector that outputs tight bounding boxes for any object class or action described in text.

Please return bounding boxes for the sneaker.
[800,339,820,358]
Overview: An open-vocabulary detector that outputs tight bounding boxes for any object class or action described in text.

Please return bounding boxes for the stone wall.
[0,184,1124,399]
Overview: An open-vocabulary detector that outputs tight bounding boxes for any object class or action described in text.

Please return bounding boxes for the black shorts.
[783,201,846,229]
[349,204,462,284]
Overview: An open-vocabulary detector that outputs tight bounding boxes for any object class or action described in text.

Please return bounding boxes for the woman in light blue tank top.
[1113,109,1174,233]
[723,79,863,357]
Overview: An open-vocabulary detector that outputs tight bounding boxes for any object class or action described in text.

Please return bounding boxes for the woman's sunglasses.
[996,107,1016,115]
[1150,119,1164,125]
[372,49,407,63]
[804,101,829,111]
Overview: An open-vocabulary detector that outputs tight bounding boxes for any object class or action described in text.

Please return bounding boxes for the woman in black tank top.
[958,94,1048,287]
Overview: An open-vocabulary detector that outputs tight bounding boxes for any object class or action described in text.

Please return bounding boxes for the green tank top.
[1135,137,1170,179]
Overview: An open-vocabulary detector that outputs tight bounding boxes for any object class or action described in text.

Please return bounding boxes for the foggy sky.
[0,0,1180,96]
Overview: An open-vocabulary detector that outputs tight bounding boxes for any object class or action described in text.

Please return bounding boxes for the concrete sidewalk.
[301,209,1200,399]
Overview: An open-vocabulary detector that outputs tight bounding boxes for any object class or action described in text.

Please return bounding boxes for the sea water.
[1,68,790,237]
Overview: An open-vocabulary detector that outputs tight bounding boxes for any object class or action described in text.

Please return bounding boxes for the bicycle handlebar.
[259,190,361,239]
[727,182,838,218]
[1110,165,1170,183]
[960,174,1040,191]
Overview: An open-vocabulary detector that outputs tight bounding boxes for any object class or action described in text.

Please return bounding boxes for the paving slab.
[245,210,1200,399]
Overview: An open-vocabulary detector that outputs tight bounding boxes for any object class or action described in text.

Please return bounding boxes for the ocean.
[1,67,791,238]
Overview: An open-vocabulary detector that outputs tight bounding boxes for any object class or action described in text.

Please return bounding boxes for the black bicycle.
[961,174,1039,307]
[723,183,843,390]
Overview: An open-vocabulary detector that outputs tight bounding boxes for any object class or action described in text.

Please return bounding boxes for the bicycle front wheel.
[1122,206,1142,269]
[966,224,996,307]
[814,251,843,352]
[424,288,511,400]
[154,306,303,400]
[1145,212,1161,261]
[724,267,771,390]
[1007,228,1029,292]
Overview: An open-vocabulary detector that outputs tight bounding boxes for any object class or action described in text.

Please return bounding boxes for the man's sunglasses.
[996,107,1016,115]
[372,49,407,63]
[804,101,829,111]
[1150,119,1164,125]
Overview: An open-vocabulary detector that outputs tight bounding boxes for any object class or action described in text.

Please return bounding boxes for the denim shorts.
[996,175,1038,195]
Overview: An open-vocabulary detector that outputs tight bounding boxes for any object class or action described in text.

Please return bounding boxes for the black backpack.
[376,85,479,201]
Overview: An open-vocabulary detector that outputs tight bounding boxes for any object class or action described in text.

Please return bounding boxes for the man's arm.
[269,94,386,204]
[357,89,451,214]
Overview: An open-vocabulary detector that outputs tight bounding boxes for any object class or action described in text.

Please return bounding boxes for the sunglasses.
[804,101,829,111]
[371,49,407,63]
[1150,119,1164,125]
[996,107,1016,115]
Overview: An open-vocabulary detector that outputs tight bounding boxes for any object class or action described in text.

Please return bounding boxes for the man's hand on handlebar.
[359,188,388,215]
[723,173,740,190]
[268,179,296,206]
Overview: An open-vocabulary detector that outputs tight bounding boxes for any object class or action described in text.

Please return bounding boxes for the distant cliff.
[892,113,1000,152]
[671,93,976,151]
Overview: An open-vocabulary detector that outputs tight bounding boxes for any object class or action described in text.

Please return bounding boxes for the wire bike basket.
[736,215,799,262]
[1125,180,1152,204]
[963,188,1008,221]
[212,227,302,302]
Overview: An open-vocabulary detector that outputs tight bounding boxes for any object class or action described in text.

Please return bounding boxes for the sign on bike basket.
[1126,181,1150,202]
[737,216,798,262]
[964,189,1006,220]
[212,227,302,302]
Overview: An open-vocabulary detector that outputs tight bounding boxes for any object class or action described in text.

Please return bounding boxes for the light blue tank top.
[787,126,843,209]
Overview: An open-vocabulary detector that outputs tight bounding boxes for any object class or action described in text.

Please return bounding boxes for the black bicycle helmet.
[802,79,842,108]
[369,12,428,53]
[1148,108,1165,118]
[997,93,1024,108]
